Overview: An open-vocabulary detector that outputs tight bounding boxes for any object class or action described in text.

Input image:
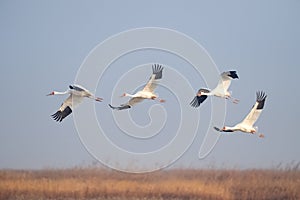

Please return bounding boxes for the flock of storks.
[47,64,267,138]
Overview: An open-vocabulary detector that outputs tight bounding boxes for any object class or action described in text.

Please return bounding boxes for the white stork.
[109,64,165,110]
[47,84,103,122]
[214,91,267,138]
[190,71,239,107]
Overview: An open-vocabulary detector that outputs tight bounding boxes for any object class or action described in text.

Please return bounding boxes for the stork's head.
[46,91,55,96]
[121,93,127,97]
[121,93,134,98]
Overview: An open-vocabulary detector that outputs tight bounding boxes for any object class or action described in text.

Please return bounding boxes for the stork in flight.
[214,91,267,138]
[190,71,239,108]
[47,84,103,122]
[109,64,165,110]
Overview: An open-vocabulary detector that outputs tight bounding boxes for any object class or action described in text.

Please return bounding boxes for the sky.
[0,0,299,171]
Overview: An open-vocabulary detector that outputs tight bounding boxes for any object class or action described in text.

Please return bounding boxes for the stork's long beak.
[95,97,103,102]
[46,92,53,96]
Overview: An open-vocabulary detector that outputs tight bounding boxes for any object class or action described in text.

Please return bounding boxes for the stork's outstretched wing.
[239,91,267,127]
[69,85,85,91]
[190,88,210,107]
[51,95,73,122]
[52,106,72,122]
[69,84,93,96]
[109,97,144,110]
[51,94,84,122]
[213,71,239,94]
[109,104,131,110]
[143,64,163,93]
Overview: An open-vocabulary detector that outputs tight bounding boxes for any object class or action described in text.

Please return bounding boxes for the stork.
[109,64,165,110]
[190,71,239,107]
[47,84,103,122]
[214,91,267,138]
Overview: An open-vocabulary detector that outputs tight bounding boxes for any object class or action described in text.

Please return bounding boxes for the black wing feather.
[213,127,234,132]
[190,95,208,107]
[222,129,234,132]
[109,104,131,110]
[256,91,267,110]
[152,64,163,80]
[69,85,85,91]
[51,106,72,122]
[228,71,239,79]
[213,127,222,132]
[190,88,210,108]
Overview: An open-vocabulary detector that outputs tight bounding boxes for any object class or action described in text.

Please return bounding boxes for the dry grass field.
[0,167,299,200]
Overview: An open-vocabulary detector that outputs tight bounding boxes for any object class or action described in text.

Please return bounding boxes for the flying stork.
[214,91,267,138]
[190,71,239,108]
[109,64,165,110]
[47,84,103,122]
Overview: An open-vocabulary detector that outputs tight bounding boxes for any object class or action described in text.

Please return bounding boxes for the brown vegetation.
[0,168,299,200]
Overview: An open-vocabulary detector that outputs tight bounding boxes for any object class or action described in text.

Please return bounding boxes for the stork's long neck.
[54,90,69,95]
[203,91,213,96]
[124,93,135,98]
[224,125,236,130]
[223,125,238,132]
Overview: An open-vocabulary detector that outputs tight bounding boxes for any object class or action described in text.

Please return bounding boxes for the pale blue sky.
[0,0,299,170]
